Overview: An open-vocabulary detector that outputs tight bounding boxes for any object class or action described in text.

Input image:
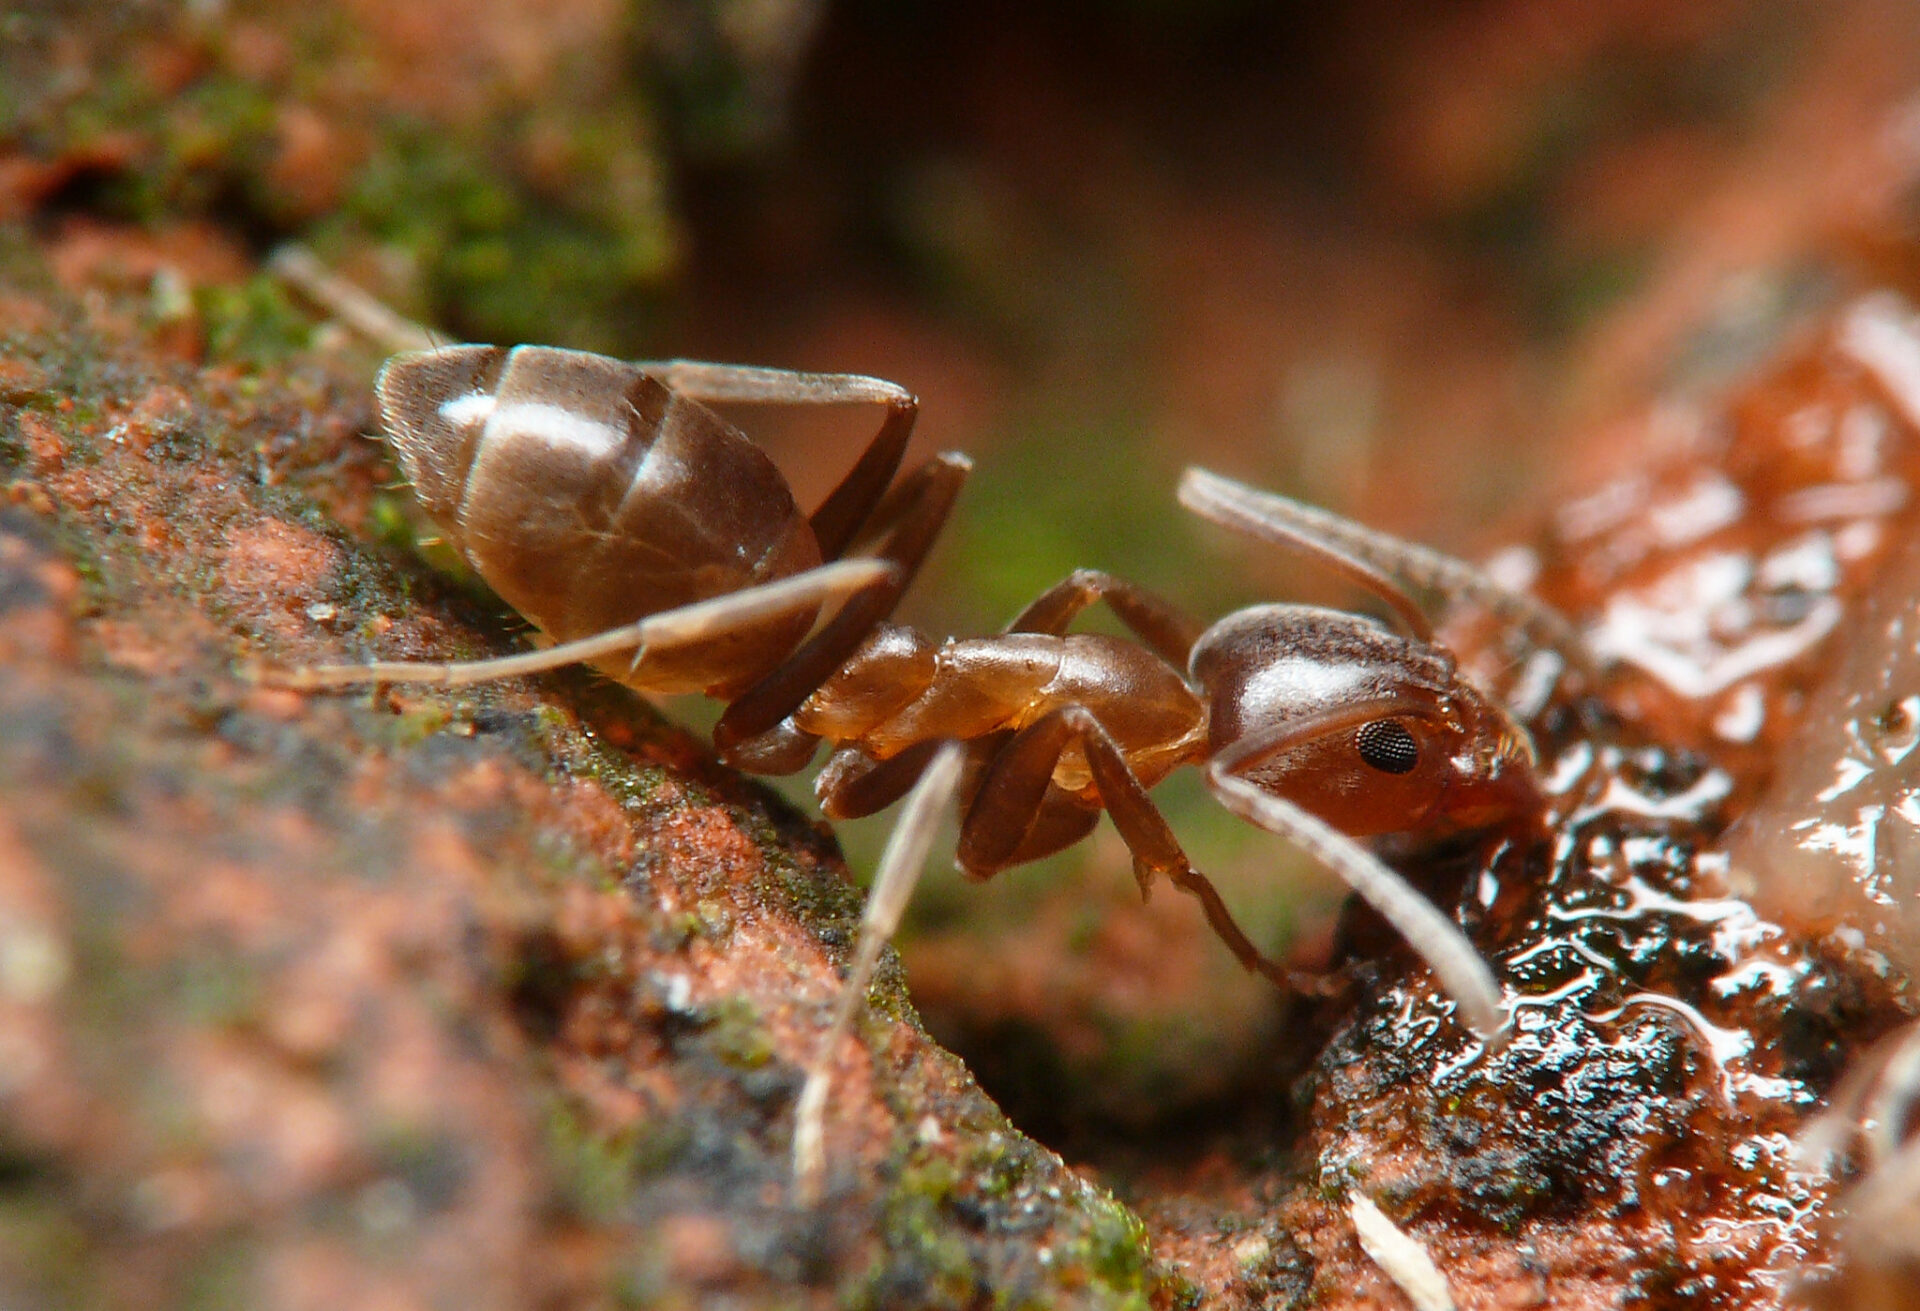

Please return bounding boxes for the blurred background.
[10,0,1920,1145]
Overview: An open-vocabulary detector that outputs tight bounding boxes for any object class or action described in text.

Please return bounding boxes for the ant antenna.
[1180,467,1593,674]
[1180,467,1433,642]
[1206,728,1511,1049]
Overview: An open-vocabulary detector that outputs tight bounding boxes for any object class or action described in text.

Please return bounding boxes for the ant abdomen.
[378,344,823,695]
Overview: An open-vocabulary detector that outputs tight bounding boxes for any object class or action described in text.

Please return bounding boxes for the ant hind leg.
[815,740,956,820]
[268,244,438,355]
[254,559,895,691]
[714,452,971,758]
[631,360,922,562]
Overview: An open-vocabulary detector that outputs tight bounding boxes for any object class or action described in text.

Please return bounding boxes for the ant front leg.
[959,706,1295,990]
[1005,568,1205,666]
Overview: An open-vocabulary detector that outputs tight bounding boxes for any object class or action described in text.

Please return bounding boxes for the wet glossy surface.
[1132,294,1920,1308]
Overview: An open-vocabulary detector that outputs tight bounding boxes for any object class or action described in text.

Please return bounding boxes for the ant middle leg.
[792,740,965,1204]
[957,706,1294,989]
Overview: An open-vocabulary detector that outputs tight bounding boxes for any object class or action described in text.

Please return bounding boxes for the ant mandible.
[259,276,1585,1199]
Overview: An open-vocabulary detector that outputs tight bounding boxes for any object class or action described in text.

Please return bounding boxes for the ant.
[262,252,1588,1202]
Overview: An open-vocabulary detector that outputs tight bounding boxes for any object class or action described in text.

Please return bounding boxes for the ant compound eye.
[1355,719,1419,775]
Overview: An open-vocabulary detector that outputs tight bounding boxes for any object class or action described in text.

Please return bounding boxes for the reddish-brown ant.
[261,259,1585,1200]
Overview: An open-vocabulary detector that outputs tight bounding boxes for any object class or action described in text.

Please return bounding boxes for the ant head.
[1191,605,1539,839]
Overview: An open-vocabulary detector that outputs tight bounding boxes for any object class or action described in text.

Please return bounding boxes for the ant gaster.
[266,330,1585,1201]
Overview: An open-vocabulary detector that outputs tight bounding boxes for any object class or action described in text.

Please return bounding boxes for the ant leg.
[1204,761,1509,1048]
[1180,467,1592,672]
[714,453,971,757]
[635,359,911,410]
[631,361,919,562]
[815,740,955,820]
[720,720,824,777]
[958,706,1296,989]
[253,559,893,690]
[268,244,439,355]
[1005,569,1205,667]
[793,741,964,1205]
